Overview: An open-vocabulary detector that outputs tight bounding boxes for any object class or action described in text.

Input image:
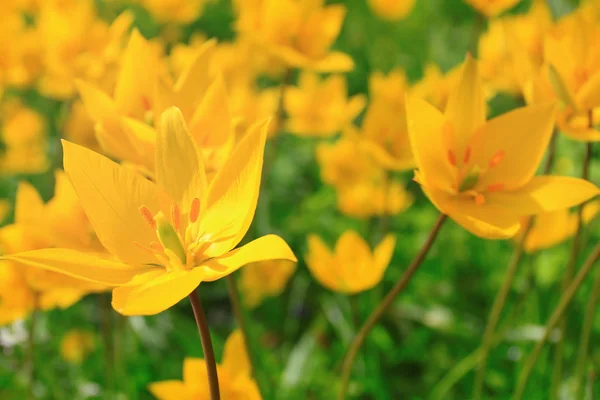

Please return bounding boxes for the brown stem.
[338,214,447,400]
[189,289,220,400]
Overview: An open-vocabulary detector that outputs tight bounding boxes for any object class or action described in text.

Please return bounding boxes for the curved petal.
[183,358,209,388]
[111,268,204,315]
[188,75,233,148]
[62,140,160,266]
[75,80,118,123]
[576,71,600,110]
[222,330,251,377]
[200,120,269,257]
[373,234,396,272]
[156,107,206,211]
[198,235,296,282]
[474,102,557,190]
[148,381,192,399]
[1,249,148,285]
[305,234,339,291]
[362,140,415,171]
[310,51,355,73]
[15,181,44,225]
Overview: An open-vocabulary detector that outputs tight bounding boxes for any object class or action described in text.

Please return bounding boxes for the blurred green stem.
[338,214,447,400]
[513,242,600,400]
[189,289,220,400]
[100,293,115,394]
[470,12,485,56]
[550,141,592,400]
[27,294,39,400]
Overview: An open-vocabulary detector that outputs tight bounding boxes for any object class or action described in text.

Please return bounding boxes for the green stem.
[28,295,39,400]
[513,242,600,400]
[100,293,115,394]
[189,289,220,400]
[338,214,447,400]
[550,140,592,400]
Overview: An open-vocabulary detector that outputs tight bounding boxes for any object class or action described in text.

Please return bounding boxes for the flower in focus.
[464,0,521,17]
[407,55,599,239]
[306,231,395,294]
[240,259,296,308]
[60,330,96,364]
[234,0,354,72]
[4,107,296,316]
[284,72,365,137]
[149,330,261,399]
[137,0,205,24]
[367,0,415,21]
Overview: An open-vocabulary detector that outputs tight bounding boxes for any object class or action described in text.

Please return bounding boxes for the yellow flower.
[3,107,296,316]
[234,0,354,72]
[464,0,521,17]
[137,0,205,24]
[407,55,599,239]
[367,0,415,21]
[0,101,49,175]
[337,180,413,219]
[149,330,261,399]
[410,63,463,113]
[62,99,102,154]
[306,231,395,294]
[284,72,365,137]
[60,330,96,364]
[240,259,296,308]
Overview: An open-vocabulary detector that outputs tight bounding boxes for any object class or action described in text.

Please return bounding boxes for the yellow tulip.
[60,330,96,364]
[63,99,102,154]
[284,72,365,137]
[337,180,413,219]
[137,0,205,24]
[3,107,296,316]
[306,231,395,294]
[410,63,463,113]
[367,0,415,21]
[234,0,354,72]
[464,0,521,17]
[149,330,261,399]
[407,55,599,239]
[240,259,296,308]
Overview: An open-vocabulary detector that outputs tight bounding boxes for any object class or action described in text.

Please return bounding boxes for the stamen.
[141,95,152,111]
[189,198,200,223]
[488,150,505,168]
[447,150,457,167]
[463,146,472,164]
[475,193,485,205]
[139,206,156,229]
[133,241,154,254]
[486,183,505,192]
[171,204,181,231]
[150,241,164,253]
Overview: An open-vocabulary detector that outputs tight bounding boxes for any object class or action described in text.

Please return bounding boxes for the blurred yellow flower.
[285,72,365,137]
[411,63,462,112]
[368,0,415,21]
[62,99,102,153]
[234,0,354,72]
[407,55,599,239]
[240,259,296,308]
[338,179,413,219]
[306,231,395,294]
[137,0,205,24]
[464,0,521,17]
[0,200,9,223]
[0,101,49,174]
[4,108,296,316]
[60,330,96,364]
[149,330,261,399]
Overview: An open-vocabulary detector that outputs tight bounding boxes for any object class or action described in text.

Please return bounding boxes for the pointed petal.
[305,234,339,291]
[188,75,233,148]
[200,120,269,256]
[198,235,296,282]
[310,52,355,73]
[111,268,204,315]
[373,234,396,271]
[15,181,44,225]
[222,330,252,377]
[156,107,207,210]
[1,249,148,285]
[576,71,600,110]
[148,381,192,399]
[62,140,160,266]
[75,80,118,123]
[183,358,209,388]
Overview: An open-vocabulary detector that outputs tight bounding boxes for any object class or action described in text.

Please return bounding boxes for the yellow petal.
[200,120,269,257]
[373,234,396,271]
[305,234,339,291]
[111,268,204,315]
[444,55,486,151]
[576,71,600,110]
[1,249,148,285]
[310,51,355,73]
[474,102,557,190]
[148,381,193,399]
[156,107,207,211]
[487,176,600,215]
[188,75,233,148]
[75,80,118,123]
[62,140,160,266]
[14,181,44,225]
[183,358,209,389]
[199,235,297,282]
[222,330,252,377]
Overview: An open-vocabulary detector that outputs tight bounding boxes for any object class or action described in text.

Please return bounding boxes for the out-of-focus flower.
[525,14,600,141]
[464,0,521,17]
[60,330,96,364]
[0,200,9,223]
[306,231,395,294]
[0,100,49,174]
[407,55,599,239]
[4,108,296,316]
[234,0,354,72]
[337,179,413,219]
[240,259,296,308]
[149,330,261,399]
[284,72,365,137]
[137,0,205,24]
[411,63,463,112]
[63,99,102,153]
[367,0,415,21]
[478,0,552,95]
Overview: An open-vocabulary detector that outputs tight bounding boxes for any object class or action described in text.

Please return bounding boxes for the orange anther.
[171,204,181,231]
[150,241,164,253]
[189,198,200,223]
[486,183,505,192]
[447,150,457,167]
[141,95,152,111]
[475,193,485,205]
[463,146,472,164]
[139,206,156,229]
[488,150,505,168]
